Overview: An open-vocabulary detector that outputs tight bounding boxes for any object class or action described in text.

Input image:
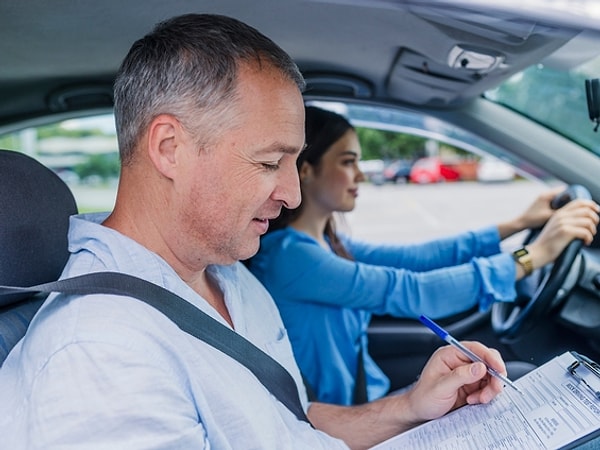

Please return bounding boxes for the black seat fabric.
[0,149,78,364]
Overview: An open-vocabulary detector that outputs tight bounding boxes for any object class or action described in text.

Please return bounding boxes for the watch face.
[513,248,529,258]
[513,247,533,276]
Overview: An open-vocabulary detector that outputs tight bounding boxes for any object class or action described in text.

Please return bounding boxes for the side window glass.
[345,127,554,250]
[0,114,118,213]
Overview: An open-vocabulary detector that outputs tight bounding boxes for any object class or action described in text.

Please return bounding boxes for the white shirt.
[0,213,347,449]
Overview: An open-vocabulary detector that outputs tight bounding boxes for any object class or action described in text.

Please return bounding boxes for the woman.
[248,106,599,405]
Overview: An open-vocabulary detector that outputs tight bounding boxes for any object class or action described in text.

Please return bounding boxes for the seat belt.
[353,346,368,404]
[0,271,311,424]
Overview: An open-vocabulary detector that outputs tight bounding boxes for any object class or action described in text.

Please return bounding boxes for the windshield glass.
[485,54,600,155]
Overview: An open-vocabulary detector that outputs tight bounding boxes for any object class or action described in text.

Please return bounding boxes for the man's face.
[173,64,305,269]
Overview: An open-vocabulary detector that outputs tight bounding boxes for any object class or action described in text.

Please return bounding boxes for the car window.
[0,104,557,251]
[306,101,557,248]
[0,114,118,213]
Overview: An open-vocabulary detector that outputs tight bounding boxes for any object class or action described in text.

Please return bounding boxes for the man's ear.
[146,114,182,180]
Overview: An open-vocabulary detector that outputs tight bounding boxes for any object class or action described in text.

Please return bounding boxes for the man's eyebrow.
[260,142,305,155]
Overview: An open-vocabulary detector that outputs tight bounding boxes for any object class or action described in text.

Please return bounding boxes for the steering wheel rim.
[491,185,591,341]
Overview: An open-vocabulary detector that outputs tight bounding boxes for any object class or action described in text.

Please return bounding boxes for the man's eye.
[262,162,280,171]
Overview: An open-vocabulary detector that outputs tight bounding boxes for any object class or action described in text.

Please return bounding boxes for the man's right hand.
[403,342,506,425]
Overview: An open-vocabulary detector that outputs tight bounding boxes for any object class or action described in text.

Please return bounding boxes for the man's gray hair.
[113,13,305,164]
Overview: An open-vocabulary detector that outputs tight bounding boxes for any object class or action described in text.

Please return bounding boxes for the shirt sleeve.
[254,227,516,319]
[343,226,502,271]
[24,340,208,449]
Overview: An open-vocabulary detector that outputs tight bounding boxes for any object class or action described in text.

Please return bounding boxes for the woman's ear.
[299,161,314,183]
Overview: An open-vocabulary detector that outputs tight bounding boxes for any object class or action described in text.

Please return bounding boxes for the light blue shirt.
[0,213,347,449]
[248,226,516,405]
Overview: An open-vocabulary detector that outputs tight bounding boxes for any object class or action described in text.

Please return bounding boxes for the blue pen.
[419,315,523,394]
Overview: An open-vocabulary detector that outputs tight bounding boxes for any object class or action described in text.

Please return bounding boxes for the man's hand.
[308,341,507,450]
[404,342,506,424]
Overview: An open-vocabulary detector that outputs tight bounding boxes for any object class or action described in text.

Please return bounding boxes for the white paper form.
[371,352,600,450]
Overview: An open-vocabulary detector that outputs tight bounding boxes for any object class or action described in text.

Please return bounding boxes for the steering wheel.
[491,185,591,342]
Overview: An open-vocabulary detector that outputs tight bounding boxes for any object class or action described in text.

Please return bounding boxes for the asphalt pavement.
[343,180,552,246]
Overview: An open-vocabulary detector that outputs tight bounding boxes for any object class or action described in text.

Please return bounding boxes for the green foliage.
[37,123,106,139]
[356,127,472,161]
[356,127,427,160]
[0,134,19,150]
[74,153,120,182]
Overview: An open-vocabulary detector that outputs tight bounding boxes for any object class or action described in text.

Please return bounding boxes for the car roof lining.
[1,0,600,124]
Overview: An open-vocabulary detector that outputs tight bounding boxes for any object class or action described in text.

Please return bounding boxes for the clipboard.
[560,351,600,449]
[371,351,600,450]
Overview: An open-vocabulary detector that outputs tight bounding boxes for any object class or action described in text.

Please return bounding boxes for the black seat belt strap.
[0,271,311,424]
[353,345,368,404]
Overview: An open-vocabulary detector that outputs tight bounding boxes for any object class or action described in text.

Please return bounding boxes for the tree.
[74,153,120,183]
[356,127,472,161]
[356,127,426,160]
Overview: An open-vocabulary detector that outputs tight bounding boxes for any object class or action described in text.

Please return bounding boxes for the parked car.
[381,159,413,183]
[408,156,460,184]
[477,157,517,182]
[2,1,600,445]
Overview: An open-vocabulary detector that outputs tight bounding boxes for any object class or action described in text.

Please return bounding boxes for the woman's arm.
[345,226,500,272]
[253,231,513,317]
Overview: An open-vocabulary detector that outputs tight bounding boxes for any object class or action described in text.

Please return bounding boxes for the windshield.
[485,54,600,155]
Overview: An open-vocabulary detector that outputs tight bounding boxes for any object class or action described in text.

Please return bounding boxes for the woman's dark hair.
[268,106,355,259]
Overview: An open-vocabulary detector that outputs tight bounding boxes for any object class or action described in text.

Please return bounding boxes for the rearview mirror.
[585,79,600,132]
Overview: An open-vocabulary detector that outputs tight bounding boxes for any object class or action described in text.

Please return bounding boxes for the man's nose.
[277,171,301,210]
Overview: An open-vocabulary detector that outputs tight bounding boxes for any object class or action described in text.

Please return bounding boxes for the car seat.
[0,149,78,365]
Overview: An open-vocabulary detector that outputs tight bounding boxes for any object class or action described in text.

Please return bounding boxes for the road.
[344,180,551,245]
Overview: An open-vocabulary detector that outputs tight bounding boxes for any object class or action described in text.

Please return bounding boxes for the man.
[0,13,544,449]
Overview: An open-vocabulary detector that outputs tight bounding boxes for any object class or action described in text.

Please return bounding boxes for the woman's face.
[302,128,366,214]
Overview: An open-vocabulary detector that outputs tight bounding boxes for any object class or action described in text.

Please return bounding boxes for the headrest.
[0,150,78,306]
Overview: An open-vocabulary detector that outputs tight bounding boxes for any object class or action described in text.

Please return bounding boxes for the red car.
[408,157,460,184]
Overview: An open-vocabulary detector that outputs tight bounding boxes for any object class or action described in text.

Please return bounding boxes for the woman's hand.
[498,188,563,239]
[517,188,566,231]
[528,198,600,268]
